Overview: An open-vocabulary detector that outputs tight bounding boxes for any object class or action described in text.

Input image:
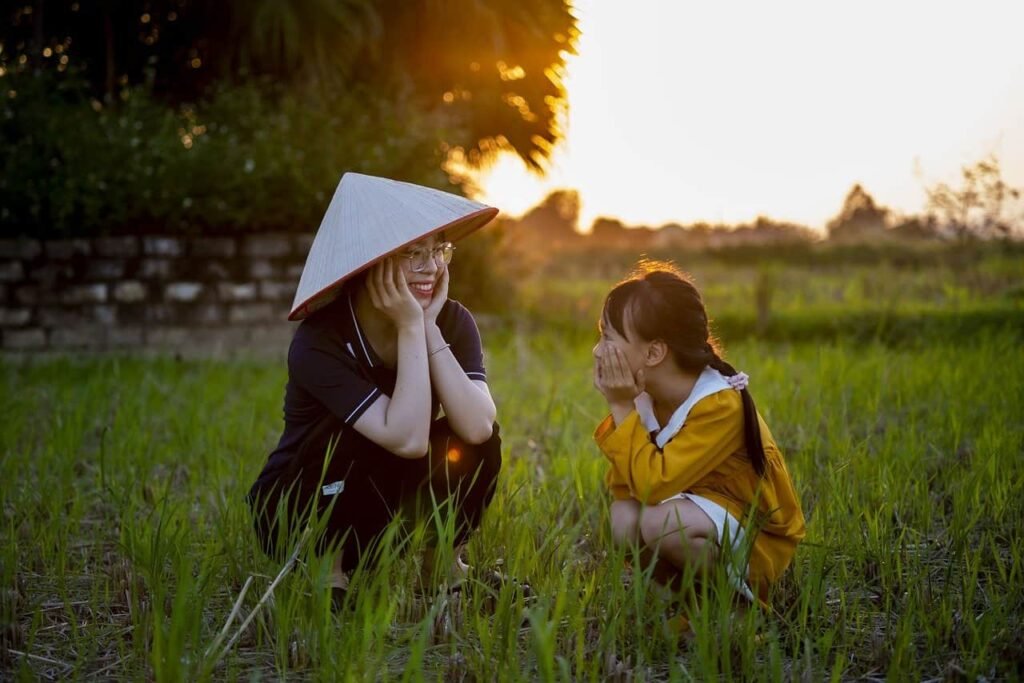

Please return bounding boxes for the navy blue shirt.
[252,288,487,493]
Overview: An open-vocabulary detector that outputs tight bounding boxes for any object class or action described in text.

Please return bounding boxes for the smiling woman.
[398,240,457,303]
[248,173,502,600]
[474,0,1024,232]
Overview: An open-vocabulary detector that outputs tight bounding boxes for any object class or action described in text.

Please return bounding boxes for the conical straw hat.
[288,173,499,321]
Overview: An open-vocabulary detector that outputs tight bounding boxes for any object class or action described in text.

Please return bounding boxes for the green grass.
[2,284,1023,679]
[509,253,1024,352]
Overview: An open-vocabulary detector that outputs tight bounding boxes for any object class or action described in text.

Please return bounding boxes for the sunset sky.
[472,0,1024,232]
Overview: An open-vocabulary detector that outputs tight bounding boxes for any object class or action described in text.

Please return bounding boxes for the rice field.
[2,256,1023,681]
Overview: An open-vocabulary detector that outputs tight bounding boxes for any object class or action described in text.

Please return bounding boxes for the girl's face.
[396,234,447,308]
[594,307,649,375]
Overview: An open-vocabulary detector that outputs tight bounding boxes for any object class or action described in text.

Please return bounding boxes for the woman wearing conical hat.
[248,173,502,599]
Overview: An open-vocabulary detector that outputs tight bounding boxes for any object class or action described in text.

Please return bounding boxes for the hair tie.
[726,371,749,392]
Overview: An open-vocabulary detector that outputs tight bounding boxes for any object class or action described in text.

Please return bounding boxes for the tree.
[1,0,578,171]
[925,157,1022,239]
[889,215,940,241]
[515,190,580,240]
[826,184,890,241]
[589,217,629,247]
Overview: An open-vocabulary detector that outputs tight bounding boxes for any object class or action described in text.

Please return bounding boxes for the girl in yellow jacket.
[592,261,805,607]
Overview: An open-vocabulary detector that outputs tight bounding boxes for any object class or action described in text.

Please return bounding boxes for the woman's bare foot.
[331,571,350,591]
[330,554,350,590]
[451,549,471,580]
[329,556,351,610]
[421,545,470,589]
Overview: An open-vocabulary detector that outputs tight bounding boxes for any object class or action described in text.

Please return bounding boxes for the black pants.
[250,418,501,572]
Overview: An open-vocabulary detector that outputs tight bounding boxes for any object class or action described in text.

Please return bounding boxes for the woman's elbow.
[460,420,495,446]
[391,435,430,459]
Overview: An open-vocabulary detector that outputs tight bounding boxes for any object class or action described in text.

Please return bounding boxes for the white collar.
[634,367,733,448]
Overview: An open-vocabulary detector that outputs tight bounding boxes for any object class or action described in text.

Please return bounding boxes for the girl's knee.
[639,511,716,567]
[638,508,705,548]
[683,534,713,561]
[610,500,641,546]
[638,512,669,548]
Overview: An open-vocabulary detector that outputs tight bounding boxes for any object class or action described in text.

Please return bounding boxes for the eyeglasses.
[399,242,455,272]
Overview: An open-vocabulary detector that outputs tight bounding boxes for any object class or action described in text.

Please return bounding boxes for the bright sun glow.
[472,0,1024,232]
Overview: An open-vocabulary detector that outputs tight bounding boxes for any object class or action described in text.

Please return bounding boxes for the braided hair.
[602,260,767,476]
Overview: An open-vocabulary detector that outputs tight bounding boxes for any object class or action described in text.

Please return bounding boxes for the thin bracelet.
[429,342,451,357]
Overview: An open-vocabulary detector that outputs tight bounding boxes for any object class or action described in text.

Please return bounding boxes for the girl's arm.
[423,269,497,444]
[351,260,433,458]
[594,392,743,503]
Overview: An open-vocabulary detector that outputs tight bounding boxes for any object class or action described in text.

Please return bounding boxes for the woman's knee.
[433,420,501,481]
[462,421,503,487]
[478,422,502,480]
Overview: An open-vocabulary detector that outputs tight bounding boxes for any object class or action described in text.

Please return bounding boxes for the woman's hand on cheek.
[368,259,423,328]
[424,266,449,326]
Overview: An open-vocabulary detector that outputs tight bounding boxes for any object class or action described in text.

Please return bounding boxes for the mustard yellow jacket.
[595,389,805,601]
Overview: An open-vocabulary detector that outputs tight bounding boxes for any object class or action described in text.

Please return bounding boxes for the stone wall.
[0,234,313,355]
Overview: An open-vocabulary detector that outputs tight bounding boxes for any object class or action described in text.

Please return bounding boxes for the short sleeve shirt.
[251,289,487,493]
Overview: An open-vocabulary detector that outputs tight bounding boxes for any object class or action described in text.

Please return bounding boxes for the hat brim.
[287,206,498,321]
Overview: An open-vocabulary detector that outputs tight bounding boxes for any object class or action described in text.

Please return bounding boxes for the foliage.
[0,70,454,236]
[511,236,1024,287]
[446,218,519,315]
[512,246,1024,348]
[1,0,578,171]
[826,183,890,240]
[925,156,1024,239]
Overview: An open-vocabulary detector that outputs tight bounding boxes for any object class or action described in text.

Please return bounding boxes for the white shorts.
[660,492,755,602]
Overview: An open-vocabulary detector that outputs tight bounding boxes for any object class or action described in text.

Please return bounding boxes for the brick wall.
[0,234,313,354]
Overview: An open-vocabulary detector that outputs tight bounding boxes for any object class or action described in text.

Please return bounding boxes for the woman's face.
[396,234,446,308]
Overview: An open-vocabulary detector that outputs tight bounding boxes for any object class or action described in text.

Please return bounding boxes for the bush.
[0,71,456,236]
[447,219,518,315]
